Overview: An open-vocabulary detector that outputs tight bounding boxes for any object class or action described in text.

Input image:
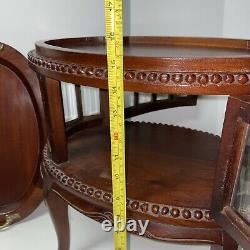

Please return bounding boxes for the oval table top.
[28,36,250,95]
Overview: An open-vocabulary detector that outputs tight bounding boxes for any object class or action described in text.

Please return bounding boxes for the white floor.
[0,203,213,250]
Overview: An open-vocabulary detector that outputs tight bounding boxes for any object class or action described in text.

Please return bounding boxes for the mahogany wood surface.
[41,121,224,247]
[28,36,250,95]
[1,35,248,248]
[65,115,102,138]
[210,232,238,250]
[42,180,223,248]
[41,77,68,164]
[45,190,70,250]
[100,89,110,128]
[0,43,45,227]
[29,36,250,249]
[212,95,250,249]
[66,122,219,210]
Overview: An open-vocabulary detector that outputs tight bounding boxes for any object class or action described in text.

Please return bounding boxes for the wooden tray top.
[28,36,250,95]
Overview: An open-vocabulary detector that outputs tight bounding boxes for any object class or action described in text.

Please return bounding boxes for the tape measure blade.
[105,0,127,249]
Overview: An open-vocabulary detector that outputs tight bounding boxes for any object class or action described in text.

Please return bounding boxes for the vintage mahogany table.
[26,37,250,249]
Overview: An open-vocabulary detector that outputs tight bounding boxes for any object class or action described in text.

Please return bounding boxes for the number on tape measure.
[104,0,127,250]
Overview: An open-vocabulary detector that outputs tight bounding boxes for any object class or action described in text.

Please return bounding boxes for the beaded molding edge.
[42,142,213,222]
[28,51,250,87]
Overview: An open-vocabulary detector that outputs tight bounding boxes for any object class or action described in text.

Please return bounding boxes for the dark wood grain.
[42,78,68,163]
[45,189,70,250]
[0,43,45,227]
[212,95,250,250]
[41,122,224,246]
[30,36,250,248]
[75,85,83,120]
[29,37,250,95]
[66,115,102,137]
[210,231,238,250]
[100,89,110,128]
[67,122,220,209]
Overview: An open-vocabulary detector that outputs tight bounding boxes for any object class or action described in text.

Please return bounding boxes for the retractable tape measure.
[104,0,127,249]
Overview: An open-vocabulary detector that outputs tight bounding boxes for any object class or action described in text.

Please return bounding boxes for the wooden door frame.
[212,95,250,249]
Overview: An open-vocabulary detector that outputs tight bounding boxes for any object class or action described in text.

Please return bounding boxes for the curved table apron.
[29,36,250,95]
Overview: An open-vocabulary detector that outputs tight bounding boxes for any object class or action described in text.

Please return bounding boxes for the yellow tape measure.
[104,0,127,250]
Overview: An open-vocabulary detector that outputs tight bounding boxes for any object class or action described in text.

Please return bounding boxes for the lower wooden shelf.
[42,121,223,244]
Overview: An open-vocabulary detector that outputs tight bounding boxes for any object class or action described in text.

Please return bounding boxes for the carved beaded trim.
[28,51,250,87]
[42,143,212,222]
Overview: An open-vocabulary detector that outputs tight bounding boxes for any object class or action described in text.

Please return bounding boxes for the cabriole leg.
[45,190,70,250]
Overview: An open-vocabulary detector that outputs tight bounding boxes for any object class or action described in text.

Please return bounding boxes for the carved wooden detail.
[41,142,213,223]
[28,52,250,88]
[32,36,247,248]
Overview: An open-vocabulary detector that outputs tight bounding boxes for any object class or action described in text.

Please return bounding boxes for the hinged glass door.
[212,95,250,250]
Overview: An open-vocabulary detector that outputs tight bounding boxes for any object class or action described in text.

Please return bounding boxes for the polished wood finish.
[42,77,68,163]
[0,43,45,227]
[212,95,250,250]
[57,122,220,211]
[210,232,238,250]
[29,37,250,95]
[41,122,223,247]
[66,114,102,137]
[45,189,70,250]
[75,85,83,119]
[100,89,110,128]
[28,36,250,249]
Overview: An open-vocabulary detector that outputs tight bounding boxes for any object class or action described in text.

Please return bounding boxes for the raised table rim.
[28,36,250,95]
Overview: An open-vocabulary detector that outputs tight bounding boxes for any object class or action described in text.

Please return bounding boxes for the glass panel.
[80,86,100,116]
[156,94,169,101]
[138,93,152,103]
[124,91,134,108]
[61,82,78,122]
[233,130,250,222]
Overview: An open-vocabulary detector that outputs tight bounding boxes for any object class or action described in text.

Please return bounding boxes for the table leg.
[100,89,110,129]
[210,231,238,250]
[45,190,70,250]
